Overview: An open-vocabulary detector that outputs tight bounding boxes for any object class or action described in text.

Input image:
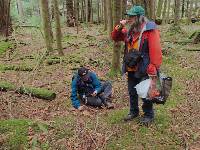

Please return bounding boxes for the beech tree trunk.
[53,0,64,56]
[112,0,121,74]
[157,0,164,18]
[0,0,11,37]
[66,0,75,26]
[174,0,181,26]
[107,0,113,38]
[40,0,53,53]
[103,0,107,30]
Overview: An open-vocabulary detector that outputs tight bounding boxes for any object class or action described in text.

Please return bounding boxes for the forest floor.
[0,23,200,150]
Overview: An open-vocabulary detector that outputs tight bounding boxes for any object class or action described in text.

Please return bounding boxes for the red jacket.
[111,21,162,75]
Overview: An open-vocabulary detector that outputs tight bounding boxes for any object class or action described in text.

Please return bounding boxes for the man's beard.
[130,17,142,33]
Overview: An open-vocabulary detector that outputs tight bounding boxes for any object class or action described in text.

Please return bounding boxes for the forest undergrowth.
[0,24,200,149]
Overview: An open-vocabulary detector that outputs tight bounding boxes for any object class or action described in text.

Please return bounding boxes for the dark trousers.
[128,72,154,118]
[82,81,112,107]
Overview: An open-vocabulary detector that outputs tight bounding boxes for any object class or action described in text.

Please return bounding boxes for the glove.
[91,90,97,97]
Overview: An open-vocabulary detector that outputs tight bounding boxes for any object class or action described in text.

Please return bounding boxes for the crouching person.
[71,67,114,110]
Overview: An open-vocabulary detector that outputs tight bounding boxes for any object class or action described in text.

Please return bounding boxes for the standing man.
[111,5,162,124]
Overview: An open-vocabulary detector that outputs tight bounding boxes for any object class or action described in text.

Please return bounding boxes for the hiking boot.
[124,113,139,122]
[140,116,154,125]
[105,102,114,109]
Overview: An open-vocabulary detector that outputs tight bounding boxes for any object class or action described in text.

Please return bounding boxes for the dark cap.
[78,67,89,81]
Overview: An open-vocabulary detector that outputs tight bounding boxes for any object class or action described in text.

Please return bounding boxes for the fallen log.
[0,81,15,91]
[0,65,33,71]
[17,86,56,100]
[0,81,56,100]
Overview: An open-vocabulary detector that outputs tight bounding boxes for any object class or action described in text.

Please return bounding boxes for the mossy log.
[46,59,61,65]
[17,87,56,100]
[0,81,15,91]
[0,65,33,71]
[0,81,56,100]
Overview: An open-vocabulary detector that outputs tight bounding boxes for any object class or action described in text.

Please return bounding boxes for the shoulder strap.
[138,23,146,50]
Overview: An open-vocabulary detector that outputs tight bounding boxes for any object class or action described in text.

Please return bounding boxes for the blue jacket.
[71,72,101,108]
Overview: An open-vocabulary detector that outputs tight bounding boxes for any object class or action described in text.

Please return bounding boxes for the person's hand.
[120,20,127,26]
[91,90,97,97]
[78,106,84,111]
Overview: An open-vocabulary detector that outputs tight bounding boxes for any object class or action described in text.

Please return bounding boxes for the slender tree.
[40,0,53,53]
[97,0,100,23]
[86,0,89,24]
[181,0,185,18]
[162,0,167,23]
[187,0,194,24]
[121,0,127,19]
[166,0,171,23]
[90,0,93,23]
[111,0,121,74]
[107,0,113,38]
[66,0,75,26]
[53,0,64,56]
[103,0,107,30]
[174,0,181,25]
[156,0,164,18]
[149,0,156,20]
[16,0,24,21]
[0,0,11,37]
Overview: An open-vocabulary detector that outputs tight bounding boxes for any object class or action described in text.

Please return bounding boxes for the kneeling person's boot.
[104,101,114,109]
[124,113,139,122]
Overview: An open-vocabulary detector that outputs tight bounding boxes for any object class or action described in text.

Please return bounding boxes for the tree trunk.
[81,0,84,22]
[181,0,185,18]
[90,0,93,23]
[88,0,91,22]
[194,0,198,13]
[40,0,53,53]
[156,0,164,18]
[97,0,100,23]
[174,0,181,26]
[107,0,113,38]
[66,0,75,26]
[121,0,127,19]
[0,0,12,37]
[187,0,193,24]
[112,0,121,74]
[142,0,151,19]
[149,0,156,20]
[75,0,79,33]
[53,0,64,56]
[86,0,89,24]
[16,0,24,21]
[166,0,171,23]
[103,0,107,30]
[162,0,167,23]
[185,0,189,17]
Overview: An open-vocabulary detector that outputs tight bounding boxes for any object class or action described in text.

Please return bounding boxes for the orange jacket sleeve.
[147,29,162,75]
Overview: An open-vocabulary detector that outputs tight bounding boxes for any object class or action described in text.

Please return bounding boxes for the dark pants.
[82,81,112,107]
[128,72,154,118]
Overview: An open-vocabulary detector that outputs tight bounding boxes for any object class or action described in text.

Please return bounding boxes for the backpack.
[124,49,142,68]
